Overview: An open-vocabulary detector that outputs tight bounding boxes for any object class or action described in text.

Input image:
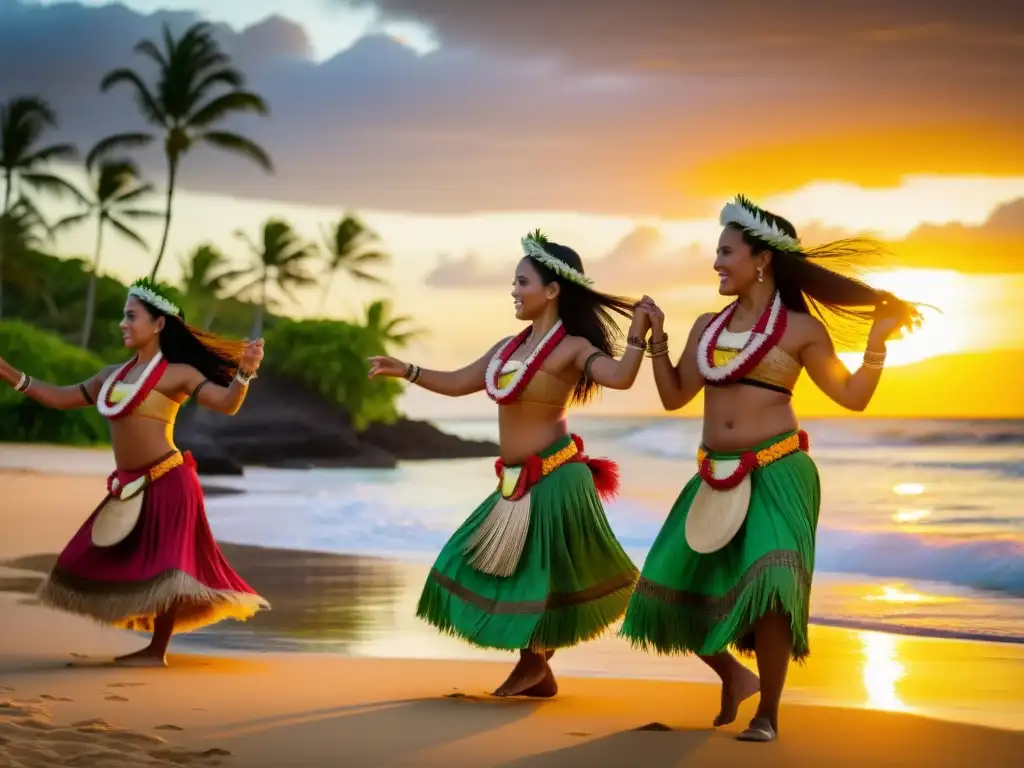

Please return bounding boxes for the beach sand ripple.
[0,698,231,767]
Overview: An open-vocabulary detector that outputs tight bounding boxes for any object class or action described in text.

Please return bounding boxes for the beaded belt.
[696,431,809,491]
[106,450,186,500]
[494,437,584,501]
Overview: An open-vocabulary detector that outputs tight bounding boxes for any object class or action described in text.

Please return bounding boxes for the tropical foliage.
[0,23,409,446]
[93,21,272,279]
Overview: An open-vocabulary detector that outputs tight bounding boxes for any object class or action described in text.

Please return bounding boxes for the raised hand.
[240,338,265,373]
[639,295,665,338]
[869,294,921,345]
[367,355,408,380]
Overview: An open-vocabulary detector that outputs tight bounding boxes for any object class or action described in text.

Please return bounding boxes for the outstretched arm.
[369,338,509,398]
[573,308,650,390]
[645,303,711,411]
[0,356,116,410]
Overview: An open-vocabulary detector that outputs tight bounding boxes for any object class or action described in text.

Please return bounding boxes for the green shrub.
[264,319,402,429]
[0,320,110,445]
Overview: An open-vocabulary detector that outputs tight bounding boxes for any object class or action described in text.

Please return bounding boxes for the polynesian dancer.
[0,278,269,666]
[620,196,921,741]
[368,231,646,697]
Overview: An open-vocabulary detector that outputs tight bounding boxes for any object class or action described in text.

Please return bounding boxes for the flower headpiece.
[719,194,802,253]
[521,229,594,288]
[128,277,181,317]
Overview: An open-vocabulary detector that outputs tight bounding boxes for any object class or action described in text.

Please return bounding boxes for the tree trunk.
[0,169,8,319]
[149,154,178,280]
[317,271,335,314]
[81,218,104,348]
[251,273,267,338]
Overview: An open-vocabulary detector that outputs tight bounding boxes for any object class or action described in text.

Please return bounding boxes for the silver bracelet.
[13,372,32,393]
[234,369,256,386]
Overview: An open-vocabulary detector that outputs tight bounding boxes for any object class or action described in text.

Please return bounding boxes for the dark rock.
[174,371,495,473]
[360,418,498,460]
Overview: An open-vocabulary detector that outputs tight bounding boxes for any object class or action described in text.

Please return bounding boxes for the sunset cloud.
[2,0,1022,218]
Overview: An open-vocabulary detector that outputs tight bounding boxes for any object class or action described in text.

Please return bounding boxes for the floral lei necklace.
[484,320,566,404]
[696,291,787,384]
[96,353,169,420]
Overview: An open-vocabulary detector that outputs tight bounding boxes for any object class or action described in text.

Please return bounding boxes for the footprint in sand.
[567,732,591,738]
[41,694,74,702]
[107,682,147,688]
[154,723,184,731]
[104,695,130,702]
[0,686,14,693]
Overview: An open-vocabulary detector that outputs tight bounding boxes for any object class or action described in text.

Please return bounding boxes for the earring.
[756,266,764,283]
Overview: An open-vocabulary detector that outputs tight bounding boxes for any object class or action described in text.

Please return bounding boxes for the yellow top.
[108,383,181,424]
[713,330,802,394]
[497,363,572,408]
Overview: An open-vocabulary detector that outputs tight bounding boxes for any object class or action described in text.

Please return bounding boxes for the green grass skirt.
[416,434,639,651]
[620,430,820,661]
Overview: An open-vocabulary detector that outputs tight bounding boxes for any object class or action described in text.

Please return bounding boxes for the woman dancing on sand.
[369,231,644,696]
[0,278,269,666]
[620,196,920,741]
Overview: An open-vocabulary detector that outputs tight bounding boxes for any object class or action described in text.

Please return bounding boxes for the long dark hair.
[728,206,921,349]
[137,300,243,387]
[527,241,636,404]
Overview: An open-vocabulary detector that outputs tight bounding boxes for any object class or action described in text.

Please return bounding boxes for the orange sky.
[7,0,1024,418]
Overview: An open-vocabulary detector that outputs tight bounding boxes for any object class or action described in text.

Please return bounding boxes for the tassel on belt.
[462,434,619,577]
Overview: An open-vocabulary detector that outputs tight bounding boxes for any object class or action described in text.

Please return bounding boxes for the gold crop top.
[108,383,181,424]
[498,362,572,408]
[712,329,802,395]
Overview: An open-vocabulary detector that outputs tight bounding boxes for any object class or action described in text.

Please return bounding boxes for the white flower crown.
[521,234,595,288]
[128,283,181,317]
[719,195,802,253]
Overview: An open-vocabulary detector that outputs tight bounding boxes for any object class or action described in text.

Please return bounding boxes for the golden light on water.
[892,508,931,523]
[863,584,955,605]
[860,631,908,712]
[893,483,926,496]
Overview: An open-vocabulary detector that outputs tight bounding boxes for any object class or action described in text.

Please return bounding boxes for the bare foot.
[520,664,559,698]
[492,653,547,697]
[114,648,167,668]
[714,664,760,727]
[736,716,777,742]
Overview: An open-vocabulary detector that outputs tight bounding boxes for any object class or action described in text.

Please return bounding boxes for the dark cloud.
[424,226,715,290]
[347,1,1024,83]
[2,1,1021,217]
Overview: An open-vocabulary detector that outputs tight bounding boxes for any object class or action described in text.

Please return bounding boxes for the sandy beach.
[1,458,1022,766]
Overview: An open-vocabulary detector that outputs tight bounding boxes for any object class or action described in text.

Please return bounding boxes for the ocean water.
[203,416,1024,645]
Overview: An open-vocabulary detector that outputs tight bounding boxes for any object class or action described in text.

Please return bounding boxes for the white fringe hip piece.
[463,467,532,577]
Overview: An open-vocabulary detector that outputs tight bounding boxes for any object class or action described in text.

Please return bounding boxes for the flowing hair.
[137,301,243,387]
[526,241,637,404]
[727,206,922,349]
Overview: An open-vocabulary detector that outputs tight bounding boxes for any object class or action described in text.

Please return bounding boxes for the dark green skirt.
[417,434,638,651]
[620,430,820,661]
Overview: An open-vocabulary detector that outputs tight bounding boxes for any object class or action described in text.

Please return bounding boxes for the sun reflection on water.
[860,631,908,712]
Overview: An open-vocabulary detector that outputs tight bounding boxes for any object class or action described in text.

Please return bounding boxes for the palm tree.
[93,22,272,280]
[178,244,233,329]
[54,157,160,347]
[362,299,421,349]
[231,219,318,337]
[0,96,80,318]
[319,214,390,312]
[0,197,62,322]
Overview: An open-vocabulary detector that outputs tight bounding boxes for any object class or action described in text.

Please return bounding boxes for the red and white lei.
[484,321,566,404]
[696,292,787,384]
[97,352,169,420]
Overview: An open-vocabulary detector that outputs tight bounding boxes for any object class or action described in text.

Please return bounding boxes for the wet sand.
[1,462,1022,765]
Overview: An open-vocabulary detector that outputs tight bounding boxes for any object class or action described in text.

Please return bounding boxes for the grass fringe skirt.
[417,434,638,651]
[620,431,820,661]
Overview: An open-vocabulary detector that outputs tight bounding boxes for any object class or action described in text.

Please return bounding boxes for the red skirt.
[37,451,269,634]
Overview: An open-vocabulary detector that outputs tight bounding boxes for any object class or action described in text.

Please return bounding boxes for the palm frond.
[99,69,166,125]
[19,172,88,204]
[51,211,91,234]
[189,90,268,126]
[200,130,273,171]
[19,142,78,167]
[106,215,149,251]
[86,132,155,169]
[133,39,169,70]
